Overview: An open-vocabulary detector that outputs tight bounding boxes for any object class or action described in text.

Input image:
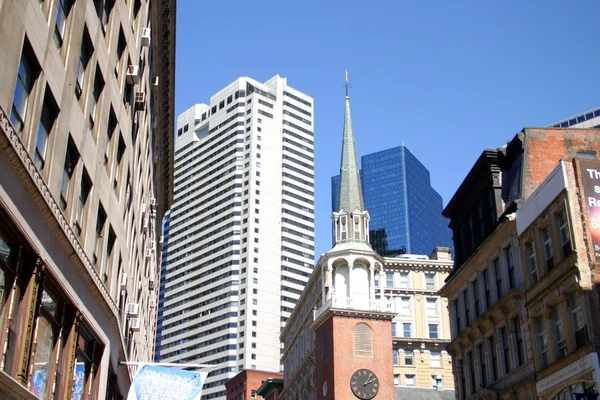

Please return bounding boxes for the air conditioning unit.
[152,76,159,91]
[159,235,164,245]
[134,91,146,110]
[119,273,128,292]
[126,65,139,85]
[149,197,157,209]
[141,202,147,218]
[142,217,148,234]
[145,248,154,260]
[125,302,139,316]
[130,318,141,331]
[141,28,151,47]
[148,280,155,291]
[149,299,156,308]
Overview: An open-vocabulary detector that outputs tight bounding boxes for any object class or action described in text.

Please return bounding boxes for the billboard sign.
[580,160,600,263]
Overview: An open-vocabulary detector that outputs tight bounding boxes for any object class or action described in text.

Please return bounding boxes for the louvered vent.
[354,323,373,358]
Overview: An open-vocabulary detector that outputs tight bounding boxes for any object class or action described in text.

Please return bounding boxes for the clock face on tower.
[350,369,379,399]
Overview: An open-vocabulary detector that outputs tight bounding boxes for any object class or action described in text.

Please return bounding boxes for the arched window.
[354,323,373,358]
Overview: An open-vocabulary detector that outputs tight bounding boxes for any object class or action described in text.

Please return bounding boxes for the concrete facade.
[0,0,175,398]
[156,76,314,399]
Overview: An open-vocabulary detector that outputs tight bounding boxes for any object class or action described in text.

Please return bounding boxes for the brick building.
[225,370,283,400]
[280,81,455,400]
[441,127,600,399]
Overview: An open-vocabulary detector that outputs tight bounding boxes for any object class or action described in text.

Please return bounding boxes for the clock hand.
[363,373,372,386]
[365,377,376,385]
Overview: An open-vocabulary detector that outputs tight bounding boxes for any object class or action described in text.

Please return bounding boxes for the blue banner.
[127,364,207,400]
[573,395,598,400]
[72,362,85,400]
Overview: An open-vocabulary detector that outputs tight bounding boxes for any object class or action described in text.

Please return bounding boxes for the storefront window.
[30,289,60,398]
[554,382,595,400]
[75,325,102,399]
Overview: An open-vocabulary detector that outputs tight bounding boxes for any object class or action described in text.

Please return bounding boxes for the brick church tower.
[311,73,395,400]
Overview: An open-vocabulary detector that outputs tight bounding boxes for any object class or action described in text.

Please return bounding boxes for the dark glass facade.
[332,145,452,256]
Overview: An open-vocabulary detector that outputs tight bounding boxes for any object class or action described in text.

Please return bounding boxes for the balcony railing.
[314,295,395,320]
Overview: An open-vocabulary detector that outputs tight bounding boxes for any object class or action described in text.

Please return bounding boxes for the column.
[59,311,81,400]
[15,258,44,385]
[326,265,333,301]
[369,263,375,305]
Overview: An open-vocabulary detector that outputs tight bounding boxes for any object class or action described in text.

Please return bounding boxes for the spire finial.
[345,69,349,99]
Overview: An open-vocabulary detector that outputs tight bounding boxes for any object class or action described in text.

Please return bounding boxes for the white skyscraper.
[156,75,315,399]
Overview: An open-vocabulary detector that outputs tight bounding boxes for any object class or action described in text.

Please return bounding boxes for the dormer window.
[341,216,347,240]
[354,216,360,239]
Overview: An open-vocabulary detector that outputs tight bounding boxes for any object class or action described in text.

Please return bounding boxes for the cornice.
[0,105,128,366]
[311,307,395,330]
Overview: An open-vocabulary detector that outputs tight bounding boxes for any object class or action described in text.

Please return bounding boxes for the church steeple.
[332,71,371,251]
[338,70,365,214]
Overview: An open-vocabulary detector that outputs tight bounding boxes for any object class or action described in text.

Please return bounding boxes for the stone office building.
[0,0,175,398]
[441,127,600,399]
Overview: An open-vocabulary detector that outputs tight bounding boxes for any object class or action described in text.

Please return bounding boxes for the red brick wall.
[316,315,394,400]
[523,128,600,198]
[226,370,283,400]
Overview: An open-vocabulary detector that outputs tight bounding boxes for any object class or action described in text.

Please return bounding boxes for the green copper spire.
[338,70,365,213]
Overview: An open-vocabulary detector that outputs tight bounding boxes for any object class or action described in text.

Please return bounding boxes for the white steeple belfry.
[313,73,395,319]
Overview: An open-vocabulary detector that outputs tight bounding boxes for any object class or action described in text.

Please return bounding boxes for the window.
[76,32,93,99]
[472,278,480,318]
[513,318,524,366]
[95,0,115,34]
[505,245,515,288]
[400,297,410,314]
[501,326,511,374]
[386,272,394,287]
[391,322,397,337]
[430,351,441,368]
[478,343,487,387]
[34,97,57,170]
[426,298,438,316]
[74,170,91,236]
[493,258,502,300]
[538,317,549,367]
[399,272,409,288]
[527,241,538,284]
[542,226,554,270]
[10,56,35,134]
[93,206,106,268]
[54,0,72,47]
[393,350,399,364]
[425,273,435,290]
[394,374,400,386]
[405,375,415,386]
[553,305,567,358]
[403,323,411,338]
[89,71,104,131]
[29,288,63,398]
[354,323,373,358]
[429,324,439,339]
[60,140,79,210]
[490,335,499,381]
[557,209,572,256]
[483,268,491,308]
[404,350,413,366]
[463,289,470,324]
[571,291,587,348]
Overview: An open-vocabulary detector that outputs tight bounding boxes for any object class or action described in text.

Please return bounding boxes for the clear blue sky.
[174,0,600,258]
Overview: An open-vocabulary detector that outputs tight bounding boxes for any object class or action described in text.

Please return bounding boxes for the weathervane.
[345,69,350,99]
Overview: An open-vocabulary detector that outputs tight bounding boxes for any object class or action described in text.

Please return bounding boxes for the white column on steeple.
[369,264,375,302]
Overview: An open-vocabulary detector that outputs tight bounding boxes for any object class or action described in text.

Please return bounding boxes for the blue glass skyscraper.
[332,145,452,256]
